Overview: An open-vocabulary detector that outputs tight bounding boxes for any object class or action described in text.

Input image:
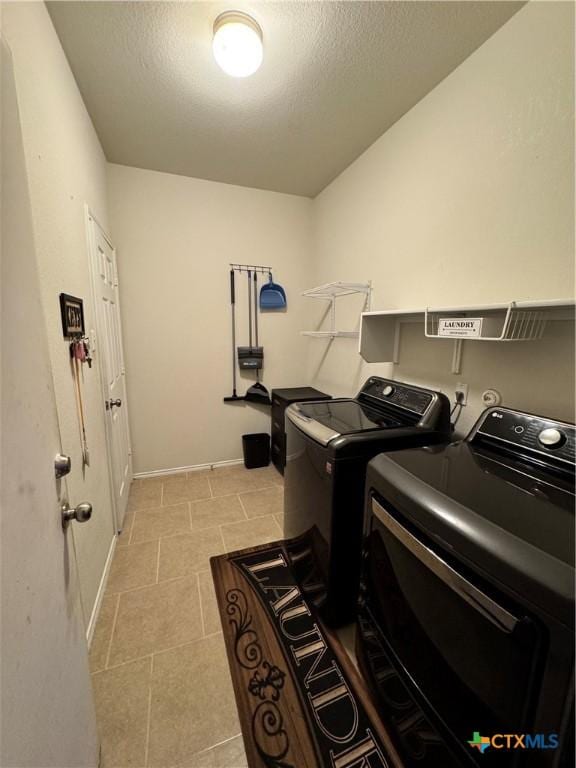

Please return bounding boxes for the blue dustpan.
[259,272,287,309]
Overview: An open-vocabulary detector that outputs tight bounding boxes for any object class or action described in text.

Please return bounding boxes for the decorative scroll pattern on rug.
[211,541,402,768]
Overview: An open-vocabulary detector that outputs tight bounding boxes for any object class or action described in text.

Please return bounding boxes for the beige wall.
[3,0,573,638]
[3,2,116,629]
[1,36,99,767]
[308,0,575,433]
[107,163,314,473]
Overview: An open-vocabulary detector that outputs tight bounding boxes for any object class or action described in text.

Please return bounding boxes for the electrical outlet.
[455,382,468,405]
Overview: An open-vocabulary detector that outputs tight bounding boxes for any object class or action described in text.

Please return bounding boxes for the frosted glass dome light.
[213,12,263,78]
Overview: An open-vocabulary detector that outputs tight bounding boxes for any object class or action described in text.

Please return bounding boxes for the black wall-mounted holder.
[59,293,85,339]
[238,346,263,370]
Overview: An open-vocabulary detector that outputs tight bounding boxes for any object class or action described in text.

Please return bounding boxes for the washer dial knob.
[382,385,394,396]
[538,428,565,449]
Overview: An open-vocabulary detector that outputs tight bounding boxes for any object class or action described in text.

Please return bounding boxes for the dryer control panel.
[360,377,434,415]
[473,408,575,466]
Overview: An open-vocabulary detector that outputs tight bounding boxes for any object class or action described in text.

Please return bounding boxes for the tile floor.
[89,463,284,768]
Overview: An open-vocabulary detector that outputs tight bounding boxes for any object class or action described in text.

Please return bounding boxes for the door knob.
[61,501,93,528]
[106,398,122,410]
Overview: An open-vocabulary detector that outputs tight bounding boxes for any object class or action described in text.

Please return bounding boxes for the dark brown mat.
[211,539,403,768]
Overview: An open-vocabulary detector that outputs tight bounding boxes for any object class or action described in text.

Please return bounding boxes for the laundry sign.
[438,317,483,338]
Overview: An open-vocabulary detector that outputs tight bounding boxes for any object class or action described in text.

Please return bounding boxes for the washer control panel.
[361,377,433,415]
[475,408,575,465]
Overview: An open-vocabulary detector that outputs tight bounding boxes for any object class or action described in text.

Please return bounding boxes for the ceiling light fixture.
[212,11,263,78]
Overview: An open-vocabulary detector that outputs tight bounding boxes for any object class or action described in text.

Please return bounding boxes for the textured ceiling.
[48,1,524,197]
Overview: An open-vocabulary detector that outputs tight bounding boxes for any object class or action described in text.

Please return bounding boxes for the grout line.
[217,525,227,553]
[237,493,249,521]
[106,573,195,598]
[127,509,136,545]
[210,490,245,500]
[94,652,153,676]
[155,538,161,584]
[124,510,209,550]
[104,594,121,670]
[130,499,186,514]
[155,525,222,544]
[149,634,223,664]
[144,657,153,768]
[106,578,157,598]
[196,573,206,637]
[99,623,222,675]
[157,572,211,588]
[195,732,244,757]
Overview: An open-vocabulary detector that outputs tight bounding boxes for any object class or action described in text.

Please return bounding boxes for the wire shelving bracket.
[301,281,371,339]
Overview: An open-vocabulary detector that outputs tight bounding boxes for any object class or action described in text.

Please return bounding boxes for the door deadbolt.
[62,501,93,528]
[106,398,122,410]
[54,454,72,479]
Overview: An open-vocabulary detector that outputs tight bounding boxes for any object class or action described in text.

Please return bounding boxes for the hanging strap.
[72,342,90,467]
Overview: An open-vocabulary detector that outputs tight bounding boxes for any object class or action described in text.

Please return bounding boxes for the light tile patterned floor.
[89,463,284,768]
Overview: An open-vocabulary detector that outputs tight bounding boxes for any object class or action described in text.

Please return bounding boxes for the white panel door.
[88,217,132,531]
[1,38,99,767]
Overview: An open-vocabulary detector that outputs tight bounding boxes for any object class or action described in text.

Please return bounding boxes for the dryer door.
[360,495,544,768]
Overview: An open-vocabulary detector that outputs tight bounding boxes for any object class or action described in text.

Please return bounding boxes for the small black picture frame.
[60,293,85,338]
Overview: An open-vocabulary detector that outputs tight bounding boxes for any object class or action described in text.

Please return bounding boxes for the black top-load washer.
[357,406,575,768]
[283,376,451,626]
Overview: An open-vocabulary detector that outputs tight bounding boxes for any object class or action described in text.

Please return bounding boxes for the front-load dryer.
[357,406,575,768]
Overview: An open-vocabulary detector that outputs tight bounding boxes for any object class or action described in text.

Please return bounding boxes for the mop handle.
[253,271,260,382]
[253,271,259,347]
[230,269,237,394]
[247,269,253,348]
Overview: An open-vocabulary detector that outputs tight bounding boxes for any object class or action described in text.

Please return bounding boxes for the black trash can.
[242,433,270,469]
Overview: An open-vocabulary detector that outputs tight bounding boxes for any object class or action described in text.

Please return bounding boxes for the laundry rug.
[210,540,402,768]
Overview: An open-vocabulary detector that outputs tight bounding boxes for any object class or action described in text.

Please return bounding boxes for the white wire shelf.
[302,281,371,300]
[301,281,371,338]
[424,304,547,341]
[359,298,575,371]
[301,330,359,338]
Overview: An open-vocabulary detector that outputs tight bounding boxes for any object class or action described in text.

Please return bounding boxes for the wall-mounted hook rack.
[229,263,273,275]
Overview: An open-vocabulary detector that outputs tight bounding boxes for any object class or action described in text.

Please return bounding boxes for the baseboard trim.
[133,458,244,479]
[86,533,117,647]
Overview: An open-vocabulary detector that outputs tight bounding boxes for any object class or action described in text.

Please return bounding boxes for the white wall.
[3,2,116,629]
[107,164,314,473]
[308,0,575,432]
